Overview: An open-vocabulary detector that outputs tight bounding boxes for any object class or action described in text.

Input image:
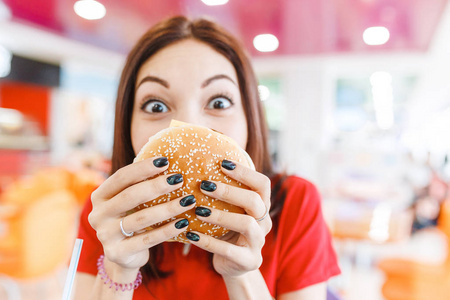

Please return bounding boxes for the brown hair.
[112,16,272,175]
[111,16,283,280]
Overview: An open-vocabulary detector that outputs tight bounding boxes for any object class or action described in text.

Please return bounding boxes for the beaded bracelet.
[97,255,143,291]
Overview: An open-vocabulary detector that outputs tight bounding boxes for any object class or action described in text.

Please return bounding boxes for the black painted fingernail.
[153,157,168,168]
[222,159,236,170]
[175,219,189,229]
[180,195,196,207]
[186,232,200,242]
[201,180,216,192]
[167,174,183,185]
[195,207,211,217]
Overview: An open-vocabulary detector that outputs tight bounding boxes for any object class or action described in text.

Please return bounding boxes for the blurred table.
[327,200,414,243]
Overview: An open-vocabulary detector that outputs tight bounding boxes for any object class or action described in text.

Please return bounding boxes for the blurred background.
[0,0,449,299]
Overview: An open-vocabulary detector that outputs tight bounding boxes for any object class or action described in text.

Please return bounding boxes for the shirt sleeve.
[77,199,103,275]
[276,176,340,295]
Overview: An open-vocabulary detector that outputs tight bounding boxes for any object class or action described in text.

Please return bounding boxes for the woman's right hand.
[88,157,194,271]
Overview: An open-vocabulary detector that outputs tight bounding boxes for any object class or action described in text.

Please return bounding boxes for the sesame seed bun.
[133,120,254,243]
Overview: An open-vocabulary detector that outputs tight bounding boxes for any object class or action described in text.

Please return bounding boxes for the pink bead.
[96,254,143,291]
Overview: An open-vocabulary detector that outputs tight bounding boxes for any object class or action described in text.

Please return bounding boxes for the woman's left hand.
[189,159,272,278]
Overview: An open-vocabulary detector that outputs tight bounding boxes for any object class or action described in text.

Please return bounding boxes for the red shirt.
[77,176,340,299]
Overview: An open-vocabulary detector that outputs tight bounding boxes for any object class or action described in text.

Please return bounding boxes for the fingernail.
[180,195,196,207]
[175,219,189,229]
[186,232,200,242]
[222,159,236,170]
[200,180,216,192]
[153,157,168,168]
[195,207,211,217]
[167,174,183,185]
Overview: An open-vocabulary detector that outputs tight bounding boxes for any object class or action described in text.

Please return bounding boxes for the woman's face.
[131,39,248,155]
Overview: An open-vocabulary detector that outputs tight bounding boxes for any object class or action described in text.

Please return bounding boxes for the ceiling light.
[0,44,12,78]
[201,0,229,5]
[253,34,279,52]
[363,26,390,46]
[258,85,270,101]
[74,0,106,20]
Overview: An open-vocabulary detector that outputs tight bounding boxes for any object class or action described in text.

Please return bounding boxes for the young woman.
[74,16,340,300]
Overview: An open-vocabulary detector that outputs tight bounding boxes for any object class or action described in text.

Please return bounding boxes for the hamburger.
[133,120,254,243]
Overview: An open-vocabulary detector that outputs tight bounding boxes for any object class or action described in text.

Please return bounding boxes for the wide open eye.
[141,100,169,113]
[206,96,233,110]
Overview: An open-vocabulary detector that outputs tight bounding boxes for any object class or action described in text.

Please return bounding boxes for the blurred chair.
[0,187,78,278]
[378,198,450,300]
[0,167,101,299]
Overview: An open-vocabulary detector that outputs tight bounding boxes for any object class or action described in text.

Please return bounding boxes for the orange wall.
[0,81,51,136]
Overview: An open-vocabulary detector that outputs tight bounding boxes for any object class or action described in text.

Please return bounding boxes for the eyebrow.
[136,73,236,90]
[136,76,169,90]
[201,74,237,88]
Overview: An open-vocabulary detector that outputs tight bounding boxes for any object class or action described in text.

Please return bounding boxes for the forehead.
[136,39,238,84]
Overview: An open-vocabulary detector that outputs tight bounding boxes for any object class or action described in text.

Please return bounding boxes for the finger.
[259,215,273,236]
[200,180,266,219]
[185,231,239,257]
[93,157,169,200]
[220,160,271,205]
[122,195,196,233]
[185,231,262,271]
[124,218,190,254]
[195,207,265,249]
[107,173,184,213]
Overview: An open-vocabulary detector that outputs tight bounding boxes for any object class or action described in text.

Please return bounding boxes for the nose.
[172,110,209,128]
